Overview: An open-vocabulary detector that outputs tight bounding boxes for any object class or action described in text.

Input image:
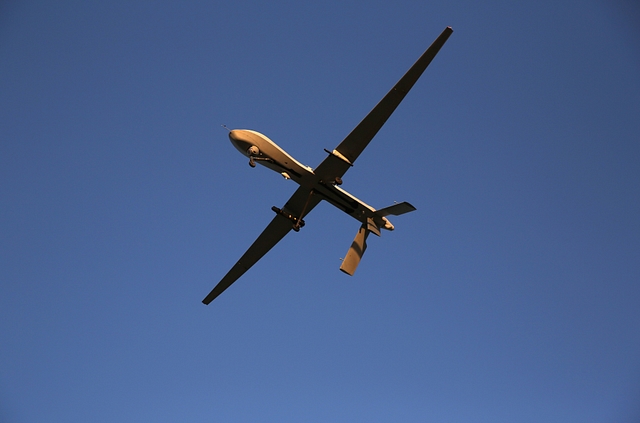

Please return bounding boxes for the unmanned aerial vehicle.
[203,27,453,304]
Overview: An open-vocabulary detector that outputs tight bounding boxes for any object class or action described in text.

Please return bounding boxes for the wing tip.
[202,290,219,305]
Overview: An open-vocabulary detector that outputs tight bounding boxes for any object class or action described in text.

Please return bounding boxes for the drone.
[203,27,453,304]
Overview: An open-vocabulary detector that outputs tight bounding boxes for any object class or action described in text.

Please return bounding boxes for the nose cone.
[228,129,241,145]
[228,129,239,141]
[228,129,247,154]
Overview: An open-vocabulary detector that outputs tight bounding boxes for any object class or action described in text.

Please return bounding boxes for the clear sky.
[1,1,639,422]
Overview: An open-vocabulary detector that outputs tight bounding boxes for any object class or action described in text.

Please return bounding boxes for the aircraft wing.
[202,186,322,304]
[314,26,453,182]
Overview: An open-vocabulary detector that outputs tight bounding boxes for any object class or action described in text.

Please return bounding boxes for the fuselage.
[228,129,394,230]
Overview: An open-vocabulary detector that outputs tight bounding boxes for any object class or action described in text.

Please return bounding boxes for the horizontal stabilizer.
[375,201,416,217]
[340,224,370,276]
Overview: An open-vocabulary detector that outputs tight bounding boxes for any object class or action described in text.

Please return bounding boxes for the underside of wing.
[314,26,453,182]
[281,185,323,218]
[201,214,293,304]
[202,186,322,304]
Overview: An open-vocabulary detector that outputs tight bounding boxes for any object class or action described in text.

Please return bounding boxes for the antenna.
[221,124,231,132]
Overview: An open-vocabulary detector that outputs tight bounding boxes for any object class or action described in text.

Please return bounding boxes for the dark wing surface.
[202,186,322,304]
[314,26,453,182]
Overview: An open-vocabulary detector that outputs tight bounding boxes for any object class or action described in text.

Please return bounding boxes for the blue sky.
[1,1,639,422]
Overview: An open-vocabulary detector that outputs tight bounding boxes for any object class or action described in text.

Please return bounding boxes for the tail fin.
[373,201,416,231]
[340,202,416,276]
[375,201,416,217]
[340,224,370,276]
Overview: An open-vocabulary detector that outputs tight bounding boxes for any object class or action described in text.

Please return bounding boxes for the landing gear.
[247,145,259,168]
[272,206,305,231]
[272,190,315,232]
[248,155,274,168]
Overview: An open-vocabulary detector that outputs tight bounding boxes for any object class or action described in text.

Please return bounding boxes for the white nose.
[229,129,245,148]
[228,129,255,156]
[228,129,241,142]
